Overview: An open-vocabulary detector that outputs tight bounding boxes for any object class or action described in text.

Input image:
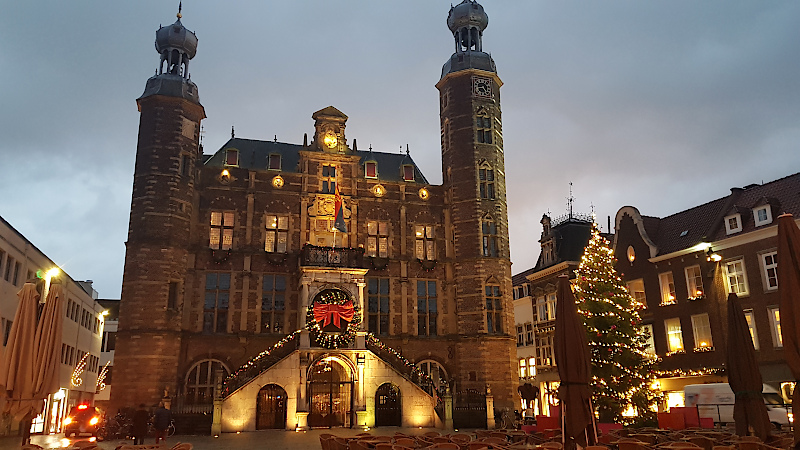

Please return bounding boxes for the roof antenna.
[566,182,574,219]
[231,125,235,139]
[177,1,182,19]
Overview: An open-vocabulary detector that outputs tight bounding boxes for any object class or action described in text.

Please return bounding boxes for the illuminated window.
[185,359,230,405]
[365,161,377,178]
[743,309,759,350]
[519,359,527,378]
[664,317,684,353]
[761,251,778,291]
[268,154,281,171]
[482,217,498,257]
[261,275,285,334]
[769,307,782,347]
[724,259,749,296]
[210,211,234,250]
[476,113,492,144]
[321,165,336,193]
[368,278,390,336]
[265,215,288,253]
[485,284,502,334]
[204,273,230,333]
[627,279,646,308]
[685,265,704,298]
[225,149,238,166]
[415,225,435,260]
[640,324,656,355]
[659,272,676,305]
[479,167,495,200]
[691,313,713,349]
[403,165,415,182]
[367,221,389,258]
[417,280,438,336]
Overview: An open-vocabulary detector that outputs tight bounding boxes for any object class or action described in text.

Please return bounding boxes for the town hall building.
[111,1,517,431]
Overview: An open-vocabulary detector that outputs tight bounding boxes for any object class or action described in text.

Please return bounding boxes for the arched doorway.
[308,357,353,428]
[375,383,401,427]
[256,384,287,430]
[183,359,230,412]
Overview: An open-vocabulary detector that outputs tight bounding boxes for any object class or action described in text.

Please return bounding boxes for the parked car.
[684,383,792,429]
[63,404,103,438]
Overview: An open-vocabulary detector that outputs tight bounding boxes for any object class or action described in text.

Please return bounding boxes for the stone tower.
[436,0,517,408]
[111,7,205,411]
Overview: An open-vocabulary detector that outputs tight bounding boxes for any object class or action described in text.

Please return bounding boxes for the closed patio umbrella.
[777,214,800,445]
[32,283,64,404]
[726,292,770,441]
[554,275,595,448]
[0,282,41,443]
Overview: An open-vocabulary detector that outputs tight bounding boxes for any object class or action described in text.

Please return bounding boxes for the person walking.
[131,404,149,445]
[153,401,172,444]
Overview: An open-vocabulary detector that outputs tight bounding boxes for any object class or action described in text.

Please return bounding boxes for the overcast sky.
[1,1,798,298]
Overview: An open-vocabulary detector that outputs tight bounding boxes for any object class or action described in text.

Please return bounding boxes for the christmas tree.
[573,222,660,424]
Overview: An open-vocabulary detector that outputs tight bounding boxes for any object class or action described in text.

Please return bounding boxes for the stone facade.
[112,0,517,429]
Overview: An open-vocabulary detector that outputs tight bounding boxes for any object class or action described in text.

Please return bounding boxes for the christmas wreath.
[306,289,361,349]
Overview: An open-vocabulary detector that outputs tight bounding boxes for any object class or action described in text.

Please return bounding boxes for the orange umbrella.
[554,276,595,448]
[777,214,800,445]
[0,282,41,420]
[32,283,64,402]
[726,292,770,440]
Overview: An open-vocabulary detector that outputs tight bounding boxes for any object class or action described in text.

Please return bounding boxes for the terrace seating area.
[318,427,798,450]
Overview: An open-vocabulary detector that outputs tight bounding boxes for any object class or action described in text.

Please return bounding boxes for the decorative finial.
[231,125,235,139]
[177,2,182,19]
[406,144,410,155]
[353,138,357,151]
[274,135,277,142]
[303,133,308,147]
[567,182,574,219]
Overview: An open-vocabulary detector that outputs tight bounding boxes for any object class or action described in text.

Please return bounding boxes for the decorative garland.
[71,353,90,387]
[96,361,111,392]
[417,259,437,272]
[306,289,361,349]
[223,329,302,396]
[655,367,725,378]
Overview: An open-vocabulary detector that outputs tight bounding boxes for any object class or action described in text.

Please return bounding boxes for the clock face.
[323,131,338,149]
[418,187,430,200]
[473,77,492,98]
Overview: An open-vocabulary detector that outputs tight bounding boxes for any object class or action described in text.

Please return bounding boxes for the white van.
[683,383,792,428]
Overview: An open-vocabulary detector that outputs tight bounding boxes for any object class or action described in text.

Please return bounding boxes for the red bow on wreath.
[314,301,355,328]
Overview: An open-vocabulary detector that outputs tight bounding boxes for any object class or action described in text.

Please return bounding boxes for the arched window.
[185,359,230,405]
[416,360,448,396]
[482,216,498,257]
[478,163,495,200]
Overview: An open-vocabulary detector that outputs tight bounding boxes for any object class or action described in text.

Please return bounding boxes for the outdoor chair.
[434,437,454,443]
[630,434,659,444]
[374,444,394,450]
[686,436,715,450]
[539,441,563,449]
[710,446,735,450]
[169,444,193,450]
[450,434,472,442]
[349,440,371,450]
[394,438,416,447]
[320,434,336,450]
[585,446,610,450]
[21,445,44,450]
[393,446,415,450]
[466,443,490,450]
[429,443,461,449]
[740,437,763,443]
[617,441,653,450]
[425,431,442,437]
[330,437,349,450]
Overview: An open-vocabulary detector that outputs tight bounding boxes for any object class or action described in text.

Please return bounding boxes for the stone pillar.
[295,412,309,431]
[298,352,308,413]
[300,278,311,348]
[485,385,495,430]
[211,368,223,435]
[357,280,366,331]
[444,387,454,430]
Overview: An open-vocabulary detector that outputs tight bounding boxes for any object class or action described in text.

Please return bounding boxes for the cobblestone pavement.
[1,427,454,450]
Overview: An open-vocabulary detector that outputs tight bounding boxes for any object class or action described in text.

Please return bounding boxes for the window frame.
[724,213,742,234]
[367,278,391,336]
[640,323,656,355]
[760,251,778,291]
[627,279,647,308]
[265,214,289,253]
[481,217,499,257]
[754,206,772,227]
[724,258,750,296]
[261,274,286,334]
[684,265,704,299]
[658,272,677,305]
[268,154,281,171]
[476,112,492,144]
[365,161,378,179]
[321,164,337,194]
[664,317,684,353]
[203,273,231,334]
[768,306,782,348]
[210,211,235,250]
[414,225,435,260]
[224,149,239,167]
[485,284,503,334]
[743,308,759,350]
[403,165,415,182]
[479,166,496,200]
[417,280,438,336]
[690,313,713,350]
[367,221,389,258]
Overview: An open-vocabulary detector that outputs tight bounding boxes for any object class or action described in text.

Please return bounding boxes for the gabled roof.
[512,266,538,286]
[624,172,800,256]
[204,138,430,184]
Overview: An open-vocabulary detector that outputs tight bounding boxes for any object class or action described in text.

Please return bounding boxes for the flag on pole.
[334,184,347,233]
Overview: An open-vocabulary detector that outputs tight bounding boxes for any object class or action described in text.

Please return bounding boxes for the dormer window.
[268,154,281,171]
[365,162,377,179]
[225,149,239,166]
[403,165,415,182]
[724,213,742,235]
[754,206,772,227]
